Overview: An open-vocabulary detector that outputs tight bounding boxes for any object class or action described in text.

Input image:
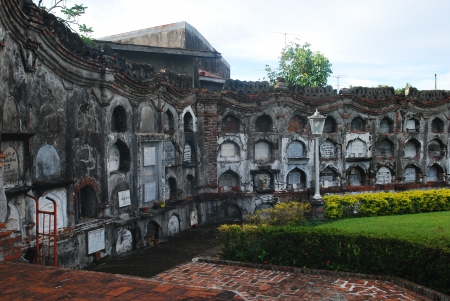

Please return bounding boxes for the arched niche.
[38,190,67,232]
[218,171,239,191]
[220,204,241,221]
[77,103,96,131]
[254,140,271,162]
[184,112,194,132]
[183,141,195,162]
[111,105,127,132]
[3,146,20,185]
[221,115,240,133]
[347,166,366,186]
[431,117,444,133]
[75,185,98,220]
[163,110,175,131]
[428,140,445,157]
[286,141,306,158]
[255,115,272,133]
[164,141,176,166]
[36,145,61,180]
[218,142,240,161]
[405,118,419,132]
[140,106,154,133]
[323,116,336,133]
[404,165,420,183]
[320,167,337,187]
[319,140,336,158]
[347,139,367,158]
[165,177,177,200]
[40,104,61,134]
[377,139,394,157]
[185,174,195,196]
[427,164,444,182]
[3,96,20,132]
[405,139,420,158]
[146,221,160,239]
[253,171,273,190]
[351,117,365,132]
[168,215,180,235]
[108,140,131,173]
[379,117,393,134]
[286,168,306,189]
[287,115,305,133]
[376,166,392,184]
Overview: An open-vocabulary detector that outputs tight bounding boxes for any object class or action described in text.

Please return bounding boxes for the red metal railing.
[27,194,58,267]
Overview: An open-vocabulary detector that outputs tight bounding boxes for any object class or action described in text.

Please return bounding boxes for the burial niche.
[377,139,394,157]
[219,142,240,161]
[221,115,240,133]
[404,166,419,183]
[184,112,194,132]
[3,146,19,185]
[168,215,180,235]
[348,166,365,186]
[163,110,174,131]
[254,172,272,190]
[347,139,367,158]
[404,139,420,158]
[286,168,306,189]
[111,105,127,132]
[426,164,443,182]
[320,167,336,188]
[220,204,241,221]
[379,117,392,134]
[351,117,365,132]
[3,96,20,133]
[36,145,61,180]
[183,142,194,162]
[286,141,305,158]
[218,171,239,192]
[164,141,176,166]
[185,175,195,196]
[431,117,444,133]
[428,140,444,157]
[405,118,419,132]
[140,106,154,133]
[166,177,177,200]
[108,140,131,173]
[323,116,336,133]
[116,229,133,254]
[287,115,305,132]
[320,140,336,158]
[255,115,272,133]
[254,141,271,162]
[75,185,98,220]
[376,166,392,184]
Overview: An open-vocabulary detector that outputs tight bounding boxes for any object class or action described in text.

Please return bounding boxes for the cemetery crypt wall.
[0,0,450,268]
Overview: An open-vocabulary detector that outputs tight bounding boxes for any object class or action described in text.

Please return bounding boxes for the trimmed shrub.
[245,201,310,226]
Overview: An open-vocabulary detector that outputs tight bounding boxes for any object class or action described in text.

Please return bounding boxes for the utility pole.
[330,75,347,92]
[435,74,437,90]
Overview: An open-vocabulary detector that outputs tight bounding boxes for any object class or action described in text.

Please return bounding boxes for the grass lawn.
[315,211,450,248]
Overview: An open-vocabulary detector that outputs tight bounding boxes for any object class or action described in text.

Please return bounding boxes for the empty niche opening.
[347,166,366,186]
[428,140,445,157]
[404,139,420,158]
[184,112,194,132]
[323,116,336,133]
[347,139,367,158]
[319,140,336,158]
[111,105,127,132]
[166,177,177,200]
[163,110,174,131]
[404,165,420,183]
[164,141,176,166]
[405,118,419,132]
[255,115,272,133]
[320,167,337,188]
[75,185,98,220]
[220,204,241,221]
[140,106,154,133]
[287,115,305,133]
[219,142,240,161]
[431,117,444,133]
[286,141,306,158]
[221,115,240,133]
[185,174,195,196]
[286,168,306,189]
[218,170,239,192]
[36,144,61,180]
[254,140,271,162]
[379,117,393,134]
[108,140,131,173]
[427,164,444,182]
[3,96,20,133]
[376,166,392,184]
[351,117,365,132]
[377,139,394,157]
[146,222,160,239]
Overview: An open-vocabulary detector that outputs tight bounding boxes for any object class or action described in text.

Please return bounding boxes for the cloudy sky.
[43,0,450,91]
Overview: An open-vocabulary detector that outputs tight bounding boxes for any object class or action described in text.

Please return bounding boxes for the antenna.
[435,74,437,90]
[330,75,347,91]
[266,31,305,47]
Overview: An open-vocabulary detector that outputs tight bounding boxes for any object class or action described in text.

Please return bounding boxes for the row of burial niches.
[216,116,448,192]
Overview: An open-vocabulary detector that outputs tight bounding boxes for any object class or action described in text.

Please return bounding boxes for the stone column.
[0,150,7,223]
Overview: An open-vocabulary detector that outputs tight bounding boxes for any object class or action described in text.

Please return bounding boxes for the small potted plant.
[152,201,159,209]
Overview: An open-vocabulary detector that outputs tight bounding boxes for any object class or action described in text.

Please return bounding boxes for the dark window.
[168,177,177,199]
[111,106,127,132]
[348,167,366,186]
[351,117,364,132]
[184,112,193,132]
[377,139,394,157]
[185,175,195,196]
[379,117,392,133]
[163,110,174,131]
[431,118,444,133]
[255,115,272,132]
[286,168,306,189]
[221,115,240,133]
[75,185,97,220]
[323,117,336,133]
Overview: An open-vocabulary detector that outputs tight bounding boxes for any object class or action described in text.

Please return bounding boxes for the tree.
[265,41,332,87]
[377,83,411,96]
[34,0,94,44]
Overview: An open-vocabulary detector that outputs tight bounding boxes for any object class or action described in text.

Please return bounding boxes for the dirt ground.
[86,223,223,278]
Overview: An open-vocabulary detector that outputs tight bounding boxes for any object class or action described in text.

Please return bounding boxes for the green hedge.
[323,189,450,219]
[219,224,450,294]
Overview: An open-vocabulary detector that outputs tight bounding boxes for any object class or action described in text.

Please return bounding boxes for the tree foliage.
[265,41,332,87]
[377,83,411,96]
[35,0,95,44]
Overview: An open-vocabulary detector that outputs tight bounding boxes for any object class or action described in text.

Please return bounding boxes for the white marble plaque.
[116,229,133,254]
[165,142,175,165]
[351,140,366,157]
[404,168,416,182]
[184,144,192,161]
[143,147,155,166]
[118,190,131,207]
[287,142,303,158]
[88,228,105,254]
[427,167,437,181]
[144,182,156,202]
[168,215,180,235]
[320,141,335,157]
[190,210,198,226]
[109,144,120,171]
[3,146,19,183]
[221,143,236,157]
[376,167,391,184]
[406,119,416,130]
[219,173,234,187]
[405,142,416,157]
[255,142,269,161]
[288,171,301,184]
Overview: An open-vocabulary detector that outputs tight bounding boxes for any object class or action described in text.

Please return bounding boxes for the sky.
[42,0,450,91]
